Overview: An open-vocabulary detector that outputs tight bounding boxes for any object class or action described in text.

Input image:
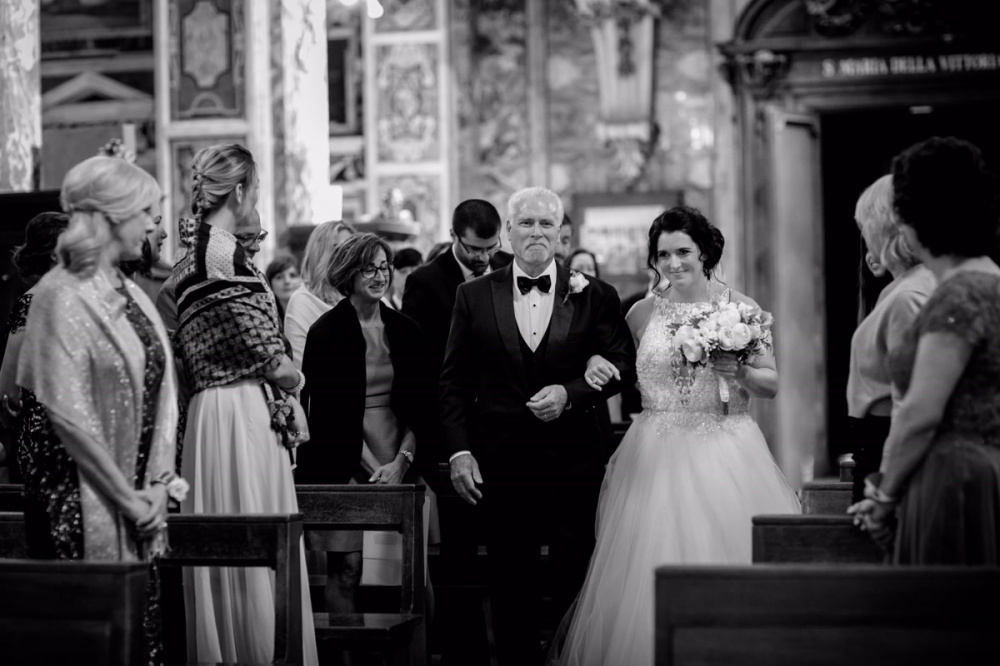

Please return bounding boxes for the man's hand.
[527,384,569,422]
[450,453,484,505]
[585,355,621,391]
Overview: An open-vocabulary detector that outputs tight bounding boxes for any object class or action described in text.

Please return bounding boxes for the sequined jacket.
[17,266,178,561]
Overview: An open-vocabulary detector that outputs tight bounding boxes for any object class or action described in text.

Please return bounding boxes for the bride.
[553,206,800,665]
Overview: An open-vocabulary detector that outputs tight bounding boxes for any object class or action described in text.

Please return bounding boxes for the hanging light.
[367,0,384,19]
[339,0,359,6]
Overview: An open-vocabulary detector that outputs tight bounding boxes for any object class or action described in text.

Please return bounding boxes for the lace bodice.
[636,293,751,420]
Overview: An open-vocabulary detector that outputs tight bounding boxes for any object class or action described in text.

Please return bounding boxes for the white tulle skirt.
[181,380,318,666]
[555,410,800,666]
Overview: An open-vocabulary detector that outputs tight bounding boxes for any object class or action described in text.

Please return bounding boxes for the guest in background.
[385,247,422,310]
[173,143,317,664]
[425,240,452,263]
[0,213,69,488]
[846,175,934,502]
[299,233,440,616]
[284,220,354,369]
[266,252,301,321]
[555,212,573,266]
[849,136,1000,565]
[16,157,179,663]
[567,248,598,278]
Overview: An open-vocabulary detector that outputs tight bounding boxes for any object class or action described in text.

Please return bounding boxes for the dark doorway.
[820,102,1000,466]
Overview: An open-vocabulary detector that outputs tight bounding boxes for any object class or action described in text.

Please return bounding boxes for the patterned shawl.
[173,222,286,394]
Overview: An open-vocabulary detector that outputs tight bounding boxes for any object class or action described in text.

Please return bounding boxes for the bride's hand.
[710,351,746,380]
[585,355,620,391]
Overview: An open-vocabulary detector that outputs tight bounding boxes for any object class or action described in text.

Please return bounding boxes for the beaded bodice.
[636,293,751,420]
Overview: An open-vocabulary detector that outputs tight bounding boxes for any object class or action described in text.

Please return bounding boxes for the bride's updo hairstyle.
[647,205,725,283]
[57,156,160,276]
[189,143,257,222]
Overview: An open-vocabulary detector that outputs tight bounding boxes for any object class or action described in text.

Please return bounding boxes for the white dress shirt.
[512,259,557,352]
[449,259,557,463]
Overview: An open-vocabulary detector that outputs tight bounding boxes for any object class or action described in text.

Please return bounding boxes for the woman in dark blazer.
[299,232,439,616]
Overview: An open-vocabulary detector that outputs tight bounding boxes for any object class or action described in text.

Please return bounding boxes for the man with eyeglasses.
[402,199,512,379]
[400,198,512,664]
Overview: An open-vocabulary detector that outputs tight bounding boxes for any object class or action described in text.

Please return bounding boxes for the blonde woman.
[16,156,180,663]
[172,144,318,665]
[284,220,355,369]
[846,175,935,502]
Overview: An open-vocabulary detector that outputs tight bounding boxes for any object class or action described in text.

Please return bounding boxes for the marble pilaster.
[270,0,330,229]
[0,0,41,192]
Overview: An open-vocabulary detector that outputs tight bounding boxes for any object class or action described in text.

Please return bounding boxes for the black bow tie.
[517,275,552,295]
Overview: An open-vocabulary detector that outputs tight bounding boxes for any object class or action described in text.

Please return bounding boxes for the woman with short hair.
[850,136,1000,565]
[300,232,439,614]
[846,174,935,502]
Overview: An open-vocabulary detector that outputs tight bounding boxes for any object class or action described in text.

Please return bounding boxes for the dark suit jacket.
[439,263,636,486]
[297,299,433,484]
[401,247,513,376]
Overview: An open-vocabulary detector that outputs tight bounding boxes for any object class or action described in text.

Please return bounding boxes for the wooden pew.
[799,480,853,514]
[752,515,883,564]
[0,510,305,666]
[0,483,22,512]
[655,564,1000,665]
[296,484,426,666]
[0,558,148,665]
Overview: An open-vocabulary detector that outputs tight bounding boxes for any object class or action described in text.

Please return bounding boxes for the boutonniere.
[563,270,589,304]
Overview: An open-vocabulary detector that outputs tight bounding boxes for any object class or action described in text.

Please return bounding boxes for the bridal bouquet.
[668,301,773,407]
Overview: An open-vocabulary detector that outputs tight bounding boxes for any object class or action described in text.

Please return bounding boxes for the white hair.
[506,186,564,224]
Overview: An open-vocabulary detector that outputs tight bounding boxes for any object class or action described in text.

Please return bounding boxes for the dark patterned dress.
[888,271,1000,564]
[7,294,83,560]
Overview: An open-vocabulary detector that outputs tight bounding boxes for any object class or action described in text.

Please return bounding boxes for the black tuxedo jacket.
[439,262,636,484]
[297,299,434,484]
[401,247,513,375]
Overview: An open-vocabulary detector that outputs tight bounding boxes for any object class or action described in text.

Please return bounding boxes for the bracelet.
[397,450,414,465]
[287,371,306,396]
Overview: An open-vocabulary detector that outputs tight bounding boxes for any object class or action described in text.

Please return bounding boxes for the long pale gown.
[556,292,800,665]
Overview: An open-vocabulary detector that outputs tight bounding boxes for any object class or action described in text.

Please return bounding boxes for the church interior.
[1,1,999,664]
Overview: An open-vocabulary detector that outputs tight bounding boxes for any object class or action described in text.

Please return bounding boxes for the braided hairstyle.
[189,144,257,222]
[646,205,725,285]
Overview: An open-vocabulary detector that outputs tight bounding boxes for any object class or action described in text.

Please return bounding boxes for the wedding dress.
[555,291,800,666]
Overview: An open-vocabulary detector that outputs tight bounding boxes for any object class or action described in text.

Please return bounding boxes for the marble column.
[270,0,330,229]
[0,0,41,192]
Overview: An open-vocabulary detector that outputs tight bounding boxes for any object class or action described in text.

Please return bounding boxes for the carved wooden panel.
[169,0,245,119]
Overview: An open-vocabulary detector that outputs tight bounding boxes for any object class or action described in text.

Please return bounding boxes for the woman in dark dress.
[300,233,440,614]
[850,136,1000,564]
[0,213,69,549]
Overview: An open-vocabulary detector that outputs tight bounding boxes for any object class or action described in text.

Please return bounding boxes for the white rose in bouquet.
[717,326,736,350]
[680,338,705,364]
[717,304,741,328]
[731,322,753,349]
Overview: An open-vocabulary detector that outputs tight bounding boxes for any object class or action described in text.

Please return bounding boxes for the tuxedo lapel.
[548,264,574,354]
[490,265,525,370]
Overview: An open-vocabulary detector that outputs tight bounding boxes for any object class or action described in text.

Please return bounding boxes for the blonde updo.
[57,156,160,276]
[189,143,257,221]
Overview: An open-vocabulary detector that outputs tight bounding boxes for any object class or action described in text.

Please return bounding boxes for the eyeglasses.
[360,263,392,279]
[235,229,268,246]
[456,237,501,257]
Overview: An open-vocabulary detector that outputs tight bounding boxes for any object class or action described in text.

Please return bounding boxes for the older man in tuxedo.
[441,187,636,665]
